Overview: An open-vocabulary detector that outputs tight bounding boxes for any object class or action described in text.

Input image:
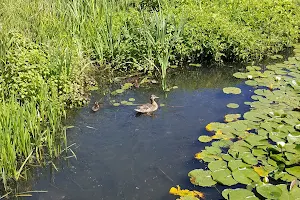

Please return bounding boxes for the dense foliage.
[1,0,300,75]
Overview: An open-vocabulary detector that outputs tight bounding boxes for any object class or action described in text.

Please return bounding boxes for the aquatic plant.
[170,44,300,199]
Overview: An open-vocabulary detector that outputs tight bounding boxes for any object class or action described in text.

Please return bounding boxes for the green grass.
[0,0,300,193]
[2,0,300,76]
[0,83,66,191]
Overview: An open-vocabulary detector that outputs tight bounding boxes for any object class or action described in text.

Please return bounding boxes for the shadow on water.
[17,65,256,200]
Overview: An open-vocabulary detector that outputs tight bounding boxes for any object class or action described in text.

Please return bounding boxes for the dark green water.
[22,66,255,200]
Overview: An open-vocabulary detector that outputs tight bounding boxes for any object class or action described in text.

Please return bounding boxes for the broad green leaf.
[223,87,241,94]
[188,169,216,187]
[211,169,238,186]
[286,166,300,179]
[222,189,258,200]
[228,160,250,171]
[241,152,258,165]
[227,103,239,108]
[208,160,227,172]
[256,184,282,199]
[198,135,212,143]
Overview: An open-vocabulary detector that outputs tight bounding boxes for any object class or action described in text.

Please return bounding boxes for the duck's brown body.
[134,95,159,114]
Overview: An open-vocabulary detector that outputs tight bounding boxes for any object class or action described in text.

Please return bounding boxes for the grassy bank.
[0,0,300,194]
[1,0,300,75]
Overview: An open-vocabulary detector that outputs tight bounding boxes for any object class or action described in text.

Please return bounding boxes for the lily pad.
[225,114,241,122]
[208,160,227,172]
[113,103,120,106]
[115,89,124,94]
[286,166,300,179]
[223,87,242,94]
[245,80,258,86]
[121,100,129,105]
[235,167,261,183]
[198,135,212,143]
[227,103,239,109]
[122,83,133,89]
[256,184,282,199]
[222,189,258,200]
[233,72,247,79]
[188,169,217,187]
[211,168,238,186]
[129,98,135,102]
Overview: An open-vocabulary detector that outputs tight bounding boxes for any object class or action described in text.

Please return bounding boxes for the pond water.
[23,65,255,200]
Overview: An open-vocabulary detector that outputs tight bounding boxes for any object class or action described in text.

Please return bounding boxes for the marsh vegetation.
[0,0,300,198]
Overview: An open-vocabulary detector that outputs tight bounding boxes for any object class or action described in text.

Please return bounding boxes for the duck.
[134,94,159,114]
[124,76,140,88]
[92,102,101,112]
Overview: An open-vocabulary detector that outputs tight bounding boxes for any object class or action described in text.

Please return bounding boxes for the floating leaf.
[198,135,212,143]
[115,89,124,94]
[227,103,239,109]
[253,166,269,177]
[188,169,217,187]
[223,87,242,94]
[286,166,300,179]
[122,83,133,89]
[233,72,247,79]
[129,98,135,102]
[222,189,258,200]
[160,103,165,107]
[169,185,204,199]
[121,100,129,105]
[208,160,227,172]
[194,151,222,162]
[232,169,254,184]
[241,152,258,165]
[211,168,238,186]
[245,80,258,86]
[225,114,241,122]
[228,160,250,171]
[256,184,282,199]
[205,122,227,132]
[113,103,120,106]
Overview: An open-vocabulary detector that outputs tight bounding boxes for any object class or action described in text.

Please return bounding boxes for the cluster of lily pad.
[170,44,300,200]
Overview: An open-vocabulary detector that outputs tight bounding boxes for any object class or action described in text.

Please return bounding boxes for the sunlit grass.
[0,84,66,191]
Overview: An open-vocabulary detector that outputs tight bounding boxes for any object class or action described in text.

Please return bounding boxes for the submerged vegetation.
[170,44,300,199]
[1,0,300,195]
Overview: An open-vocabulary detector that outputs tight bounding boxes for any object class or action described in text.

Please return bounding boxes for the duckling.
[133,79,140,88]
[124,76,140,88]
[134,94,159,114]
[92,102,101,112]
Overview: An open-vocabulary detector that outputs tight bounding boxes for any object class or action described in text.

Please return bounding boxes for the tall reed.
[0,83,66,191]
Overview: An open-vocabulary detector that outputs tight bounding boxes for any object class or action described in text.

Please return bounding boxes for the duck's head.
[150,94,159,100]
